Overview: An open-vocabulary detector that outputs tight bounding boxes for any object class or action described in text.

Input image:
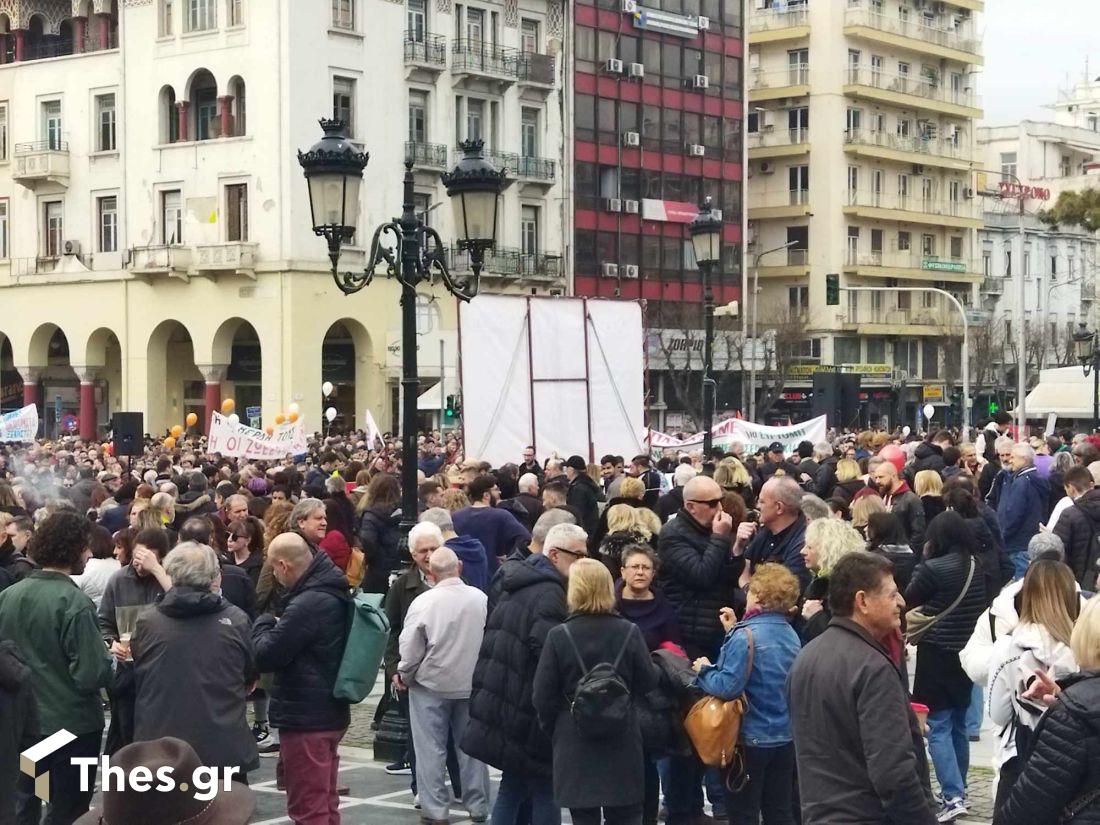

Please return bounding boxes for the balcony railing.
[404,31,447,67]
[517,155,555,181]
[750,189,810,210]
[843,129,968,161]
[442,245,523,276]
[750,64,810,91]
[451,38,519,79]
[13,141,70,186]
[749,6,809,32]
[786,248,809,266]
[128,245,191,275]
[8,30,118,63]
[518,52,555,85]
[846,251,977,273]
[405,141,448,169]
[844,299,957,329]
[845,65,981,110]
[980,277,1005,294]
[192,242,258,274]
[518,253,563,279]
[748,127,810,149]
[844,7,980,56]
[845,190,978,220]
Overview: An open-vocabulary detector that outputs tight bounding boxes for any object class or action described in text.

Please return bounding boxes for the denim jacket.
[694,610,801,747]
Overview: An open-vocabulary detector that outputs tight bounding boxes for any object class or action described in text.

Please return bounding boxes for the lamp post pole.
[746,240,798,422]
[690,198,723,457]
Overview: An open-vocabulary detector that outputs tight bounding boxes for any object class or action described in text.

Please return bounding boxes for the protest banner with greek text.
[0,405,39,442]
[207,412,308,459]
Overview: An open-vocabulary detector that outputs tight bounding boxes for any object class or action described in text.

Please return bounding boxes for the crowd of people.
[0,412,1099,825]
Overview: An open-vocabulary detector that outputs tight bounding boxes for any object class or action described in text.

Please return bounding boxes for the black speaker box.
[111,412,144,456]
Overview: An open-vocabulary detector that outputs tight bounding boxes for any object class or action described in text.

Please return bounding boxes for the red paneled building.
[571,0,745,426]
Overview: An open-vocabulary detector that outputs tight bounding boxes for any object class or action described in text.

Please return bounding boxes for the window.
[1060,155,1071,177]
[521,18,539,53]
[227,0,243,26]
[921,234,935,256]
[847,165,858,204]
[835,337,861,364]
[521,205,539,255]
[333,77,355,135]
[787,49,808,84]
[466,97,484,142]
[413,192,432,225]
[41,101,62,151]
[407,0,424,39]
[0,200,8,258]
[870,54,884,85]
[846,107,861,134]
[1000,152,1017,182]
[847,49,860,83]
[194,83,218,141]
[788,286,809,316]
[871,169,883,205]
[921,177,935,207]
[162,190,183,245]
[161,0,175,35]
[867,338,886,363]
[43,201,63,258]
[983,250,991,278]
[897,174,909,206]
[226,183,247,242]
[408,90,427,143]
[333,0,354,29]
[97,196,117,253]
[0,104,7,161]
[950,236,963,259]
[186,0,216,31]
[897,61,910,90]
[897,118,911,138]
[521,107,538,157]
[466,7,484,42]
[789,165,809,203]
[922,340,939,379]
[1005,249,1012,276]
[95,94,116,152]
[898,231,911,251]
[847,226,859,264]
[415,294,437,334]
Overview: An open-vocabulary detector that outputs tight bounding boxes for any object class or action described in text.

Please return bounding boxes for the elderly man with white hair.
[399,546,491,825]
[514,472,546,530]
[994,441,1051,578]
[421,507,489,591]
[131,541,258,777]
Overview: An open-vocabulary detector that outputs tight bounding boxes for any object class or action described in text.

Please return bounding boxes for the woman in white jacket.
[986,560,1080,814]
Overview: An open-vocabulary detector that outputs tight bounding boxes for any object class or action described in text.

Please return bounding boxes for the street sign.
[54,394,62,422]
[245,405,261,429]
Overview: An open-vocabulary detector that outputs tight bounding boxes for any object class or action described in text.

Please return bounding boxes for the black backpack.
[562,624,636,740]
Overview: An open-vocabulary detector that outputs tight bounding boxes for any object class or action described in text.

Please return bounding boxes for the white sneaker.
[256,729,280,755]
[937,797,967,823]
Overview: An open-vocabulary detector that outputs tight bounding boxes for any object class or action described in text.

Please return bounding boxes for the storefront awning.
[417,384,447,411]
[1018,366,1095,419]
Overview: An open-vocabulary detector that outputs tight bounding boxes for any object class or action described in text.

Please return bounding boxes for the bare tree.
[754,303,812,420]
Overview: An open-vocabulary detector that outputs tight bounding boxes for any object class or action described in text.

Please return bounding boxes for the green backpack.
[333,589,391,703]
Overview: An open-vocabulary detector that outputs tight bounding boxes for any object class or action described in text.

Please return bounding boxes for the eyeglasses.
[688,498,723,507]
[624,564,653,572]
[555,546,587,559]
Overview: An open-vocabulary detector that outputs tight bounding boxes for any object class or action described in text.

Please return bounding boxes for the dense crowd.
[0,411,1099,825]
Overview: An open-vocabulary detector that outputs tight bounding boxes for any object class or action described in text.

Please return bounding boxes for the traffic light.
[988,399,999,415]
[826,273,840,306]
[444,395,456,421]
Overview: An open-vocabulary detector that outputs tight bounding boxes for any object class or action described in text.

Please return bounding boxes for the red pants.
[280,727,346,825]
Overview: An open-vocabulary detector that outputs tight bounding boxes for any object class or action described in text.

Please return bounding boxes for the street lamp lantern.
[297,119,369,280]
[441,139,506,264]
[1074,322,1100,433]
[1074,322,1096,368]
[689,196,723,267]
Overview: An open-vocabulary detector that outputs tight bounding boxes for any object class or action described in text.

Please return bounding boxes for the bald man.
[869,460,926,554]
[398,547,490,823]
[252,532,352,824]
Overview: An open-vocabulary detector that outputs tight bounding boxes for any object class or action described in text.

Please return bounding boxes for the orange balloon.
[288,412,299,423]
[163,436,176,449]
[265,426,274,436]
[185,412,198,427]
[274,413,286,425]
[221,398,235,414]
[170,425,183,438]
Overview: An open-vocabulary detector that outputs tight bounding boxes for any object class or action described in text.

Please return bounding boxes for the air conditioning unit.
[712,208,723,220]
[622,264,639,279]
[688,143,705,157]
[621,0,637,12]
[622,130,640,147]
[604,198,623,213]
[697,15,710,30]
[601,263,619,278]
[63,240,81,256]
[623,199,640,213]
[691,74,709,89]
[605,58,624,74]
[759,160,775,174]
[963,187,975,199]
[760,110,775,130]
[628,62,645,79]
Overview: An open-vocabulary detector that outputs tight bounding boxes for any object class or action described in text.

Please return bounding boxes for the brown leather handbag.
[683,628,754,769]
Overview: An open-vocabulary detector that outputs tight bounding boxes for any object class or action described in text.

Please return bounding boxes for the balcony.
[980,277,1005,294]
[843,7,982,64]
[128,245,192,280]
[518,253,564,281]
[191,242,258,277]
[13,141,70,188]
[442,245,524,279]
[7,30,119,63]
[843,191,982,229]
[842,299,961,336]
[748,64,810,102]
[747,188,811,221]
[843,129,972,171]
[517,52,556,95]
[748,127,810,160]
[748,5,809,43]
[406,141,448,171]
[451,39,518,86]
[516,155,556,188]
[404,32,447,76]
[843,251,981,282]
[756,247,810,278]
[844,66,982,119]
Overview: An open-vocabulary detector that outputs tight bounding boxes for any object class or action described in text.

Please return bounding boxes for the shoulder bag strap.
[936,556,976,625]
[611,624,637,671]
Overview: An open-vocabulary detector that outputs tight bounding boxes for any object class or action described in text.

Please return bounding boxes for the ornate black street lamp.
[689,196,723,457]
[1074,321,1099,432]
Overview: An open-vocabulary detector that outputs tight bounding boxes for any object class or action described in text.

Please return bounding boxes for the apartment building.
[571,0,745,430]
[0,0,568,438]
[746,0,982,427]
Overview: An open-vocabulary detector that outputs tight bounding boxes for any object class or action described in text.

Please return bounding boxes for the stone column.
[198,364,227,436]
[17,367,41,430]
[96,13,110,49]
[218,95,234,138]
[76,367,98,441]
[13,30,24,62]
[175,101,190,142]
[73,17,86,53]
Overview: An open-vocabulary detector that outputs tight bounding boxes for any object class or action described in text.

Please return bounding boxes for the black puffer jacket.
[904,552,986,652]
[252,551,351,732]
[566,473,604,535]
[357,505,402,593]
[1053,489,1100,590]
[656,510,743,660]
[462,553,566,778]
[997,670,1100,825]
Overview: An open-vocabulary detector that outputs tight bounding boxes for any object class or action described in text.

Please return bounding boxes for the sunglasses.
[689,498,723,507]
[227,532,244,541]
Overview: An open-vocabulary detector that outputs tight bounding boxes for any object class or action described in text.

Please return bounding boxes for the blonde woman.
[597,504,650,577]
[618,476,645,502]
[915,469,945,525]
[831,458,866,504]
[533,559,656,825]
[714,457,755,508]
[798,518,867,643]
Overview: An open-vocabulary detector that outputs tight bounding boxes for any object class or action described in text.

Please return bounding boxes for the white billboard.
[459,295,646,467]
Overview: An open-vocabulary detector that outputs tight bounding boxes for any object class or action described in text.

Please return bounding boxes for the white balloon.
[902,425,911,436]
[922,403,935,420]
[288,402,300,415]
[228,413,240,425]
[325,407,337,423]
[322,381,335,397]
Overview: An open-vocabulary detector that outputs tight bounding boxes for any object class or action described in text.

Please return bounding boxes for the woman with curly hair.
[262,500,294,548]
[798,517,867,643]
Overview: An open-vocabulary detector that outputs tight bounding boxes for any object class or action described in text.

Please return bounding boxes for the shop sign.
[923,385,945,402]
[921,259,966,273]
[640,199,701,224]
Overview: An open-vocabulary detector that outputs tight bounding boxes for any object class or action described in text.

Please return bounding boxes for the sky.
[981,0,1100,125]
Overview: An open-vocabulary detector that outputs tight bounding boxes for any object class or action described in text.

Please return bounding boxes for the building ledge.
[842,83,981,120]
[748,83,810,103]
[747,25,809,45]
[842,24,983,66]
[748,142,810,160]
[842,204,982,230]
[756,264,810,279]
[748,204,812,221]
[843,141,971,172]
[843,264,981,283]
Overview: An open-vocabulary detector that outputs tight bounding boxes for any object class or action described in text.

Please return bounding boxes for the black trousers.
[17,730,102,825]
[727,743,798,825]
[570,803,644,825]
